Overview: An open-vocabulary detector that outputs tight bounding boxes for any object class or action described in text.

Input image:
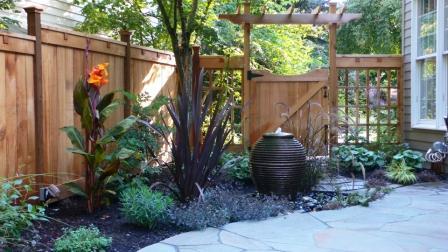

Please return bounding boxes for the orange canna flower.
[87,63,109,88]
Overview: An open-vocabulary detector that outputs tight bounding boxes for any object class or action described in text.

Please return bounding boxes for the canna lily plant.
[61,62,136,213]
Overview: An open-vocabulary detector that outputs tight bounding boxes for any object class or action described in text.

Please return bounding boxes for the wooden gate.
[248,69,329,151]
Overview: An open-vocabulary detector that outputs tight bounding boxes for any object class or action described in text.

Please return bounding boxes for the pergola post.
[242,0,251,149]
[328,2,338,146]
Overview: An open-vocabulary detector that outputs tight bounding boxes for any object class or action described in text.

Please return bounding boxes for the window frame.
[411,0,447,130]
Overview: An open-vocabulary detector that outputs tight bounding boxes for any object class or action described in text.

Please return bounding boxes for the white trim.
[436,0,446,129]
[411,0,446,130]
[416,54,436,60]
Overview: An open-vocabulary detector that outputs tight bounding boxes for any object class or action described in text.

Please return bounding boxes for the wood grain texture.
[249,70,329,147]
[0,20,179,183]
[219,13,362,25]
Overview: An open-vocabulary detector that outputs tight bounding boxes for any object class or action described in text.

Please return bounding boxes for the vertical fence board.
[5,54,18,176]
[0,26,177,186]
[25,56,36,176]
[0,53,6,177]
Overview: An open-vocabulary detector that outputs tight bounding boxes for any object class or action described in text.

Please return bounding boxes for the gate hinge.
[247,70,264,80]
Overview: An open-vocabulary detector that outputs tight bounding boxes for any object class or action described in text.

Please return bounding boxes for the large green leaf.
[94,145,106,165]
[115,147,135,160]
[66,147,94,165]
[97,92,115,113]
[73,81,89,116]
[65,182,87,198]
[81,99,93,132]
[97,116,137,145]
[99,101,121,123]
[60,126,85,150]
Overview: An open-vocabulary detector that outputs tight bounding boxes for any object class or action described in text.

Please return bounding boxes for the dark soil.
[19,197,182,252]
[16,176,360,251]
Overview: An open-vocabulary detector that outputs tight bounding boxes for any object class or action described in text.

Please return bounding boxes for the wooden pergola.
[218,1,362,148]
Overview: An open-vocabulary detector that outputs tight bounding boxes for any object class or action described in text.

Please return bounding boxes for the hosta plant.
[62,62,136,213]
[392,149,425,169]
[332,145,385,174]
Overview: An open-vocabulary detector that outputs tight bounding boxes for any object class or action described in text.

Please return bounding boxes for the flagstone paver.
[139,182,448,252]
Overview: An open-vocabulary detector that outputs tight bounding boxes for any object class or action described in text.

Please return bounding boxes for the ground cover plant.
[53,225,112,252]
[0,176,47,250]
[417,169,440,182]
[169,186,294,230]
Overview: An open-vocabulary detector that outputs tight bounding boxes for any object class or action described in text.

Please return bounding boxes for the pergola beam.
[219,13,361,25]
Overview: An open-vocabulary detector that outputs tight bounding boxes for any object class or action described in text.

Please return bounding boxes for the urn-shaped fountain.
[250,131,306,196]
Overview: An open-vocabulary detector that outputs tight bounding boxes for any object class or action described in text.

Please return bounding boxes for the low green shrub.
[0,176,46,248]
[392,150,425,169]
[53,225,111,252]
[386,160,417,185]
[119,184,173,228]
[169,187,292,230]
[220,152,251,181]
[368,143,410,164]
[331,145,385,173]
[324,187,388,209]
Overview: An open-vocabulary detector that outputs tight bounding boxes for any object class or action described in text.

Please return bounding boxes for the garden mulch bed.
[17,171,438,252]
[20,197,183,252]
[17,181,336,251]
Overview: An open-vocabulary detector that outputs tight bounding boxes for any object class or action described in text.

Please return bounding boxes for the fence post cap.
[24,6,44,13]
[119,30,133,36]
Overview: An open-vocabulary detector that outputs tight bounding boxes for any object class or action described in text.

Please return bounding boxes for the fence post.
[24,7,44,181]
[119,30,132,116]
[328,2,338,146]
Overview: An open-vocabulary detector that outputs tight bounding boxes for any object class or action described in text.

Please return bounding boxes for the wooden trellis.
[219,1,362,148]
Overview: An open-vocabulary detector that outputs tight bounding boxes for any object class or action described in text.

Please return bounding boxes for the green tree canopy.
[336,0,401,54]
[75,0,327,74]
[0,0,18,30]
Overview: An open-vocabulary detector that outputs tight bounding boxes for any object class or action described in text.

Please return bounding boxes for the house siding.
[1,0,84,32]
[402,0,445,171]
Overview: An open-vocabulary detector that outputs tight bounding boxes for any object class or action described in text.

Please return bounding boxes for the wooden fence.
[0,8,404,187]
[0,7,177,185]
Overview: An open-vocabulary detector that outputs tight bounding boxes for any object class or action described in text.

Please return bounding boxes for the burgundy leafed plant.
[162,69,233,202]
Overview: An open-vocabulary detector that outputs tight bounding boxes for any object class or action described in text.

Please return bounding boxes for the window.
[411,0,448,130]
[445,0,448,51]
[417,0,436,56]
[419,58,436,120]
